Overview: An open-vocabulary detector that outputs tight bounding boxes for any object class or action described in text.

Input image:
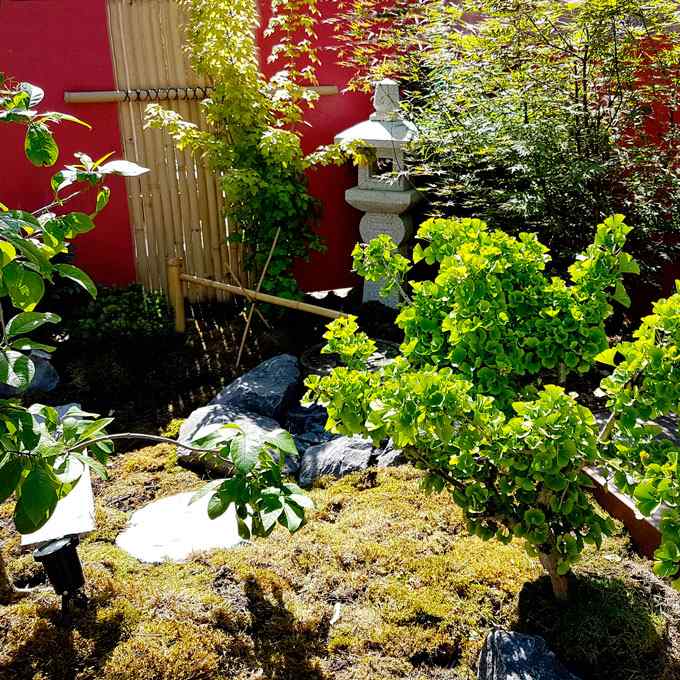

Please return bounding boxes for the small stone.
[477,630,581,680]
[178,404,299,476]
[116,491,243,563]
[211,354,300,422]
[298,436,374,487]
[376,440,405,467]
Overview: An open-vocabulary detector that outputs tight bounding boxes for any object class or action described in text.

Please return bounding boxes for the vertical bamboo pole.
[168,257,187,333]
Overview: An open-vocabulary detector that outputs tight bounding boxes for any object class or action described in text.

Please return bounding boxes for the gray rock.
[286,403,337,452]
[298,435,375,487]
[211,354,300,422]
[477,630,581,680]
[178,404,299,476]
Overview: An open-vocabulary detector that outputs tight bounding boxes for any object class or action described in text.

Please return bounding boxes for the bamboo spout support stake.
[167,256,187,333]
[236,228,281,368]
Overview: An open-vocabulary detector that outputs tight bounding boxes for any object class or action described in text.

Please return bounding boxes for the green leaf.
[96,187,111,213]
[653,560,680,578]
[633,480,660,516]
[14,465,59,533]
[612,281,631,308]
[189,479,223,505]
[99,160,149,177]
[280,499,305,532]
[19,82,44,108]
[595,347,618,366]
[9,339,56,353]
[24,123,59,167]
[0,458,23,502]
[60,212,96,237]
[229,433,259,473]
[37,112,91,129]
[55,264,97,298]
[6,311,60,338]
[70,450,108,480]
[524,508,546,526]
[618,252,640,275]
[0,350,36,391]
[3,262,45,311]
[259,495,284,532]
[0,241,16,266]
[207,492,229,519]
[287,492,314,510]
[78,417,114,441]
[265,429,298,457]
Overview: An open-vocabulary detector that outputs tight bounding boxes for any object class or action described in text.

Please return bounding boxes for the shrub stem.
[539,551,569,601]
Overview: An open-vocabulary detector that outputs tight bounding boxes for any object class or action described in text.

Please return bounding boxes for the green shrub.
[305,215,636,599]
[334,0,680,282]
[63,284,174,344]
[306,213,680,597]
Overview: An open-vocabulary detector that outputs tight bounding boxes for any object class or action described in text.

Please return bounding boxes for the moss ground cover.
[1,445,679,680]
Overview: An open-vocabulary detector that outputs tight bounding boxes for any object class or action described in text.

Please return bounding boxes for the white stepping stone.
[116,490,244,563]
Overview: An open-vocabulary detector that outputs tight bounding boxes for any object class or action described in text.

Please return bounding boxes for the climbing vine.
[147,0,334,299]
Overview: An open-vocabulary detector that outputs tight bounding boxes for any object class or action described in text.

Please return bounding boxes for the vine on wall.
[147,0,357,299]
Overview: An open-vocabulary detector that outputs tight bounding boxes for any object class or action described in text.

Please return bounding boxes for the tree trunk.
[539,552,569,602]
[0,548,14,604]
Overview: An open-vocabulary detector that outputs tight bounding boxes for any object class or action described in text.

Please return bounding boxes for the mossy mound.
[1,446,679,680]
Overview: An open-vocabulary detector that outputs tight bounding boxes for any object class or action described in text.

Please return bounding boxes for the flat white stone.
[115,490,244,563]
[21,460,95,546]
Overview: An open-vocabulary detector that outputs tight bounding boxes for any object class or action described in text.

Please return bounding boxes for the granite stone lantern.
[335,79,421,306]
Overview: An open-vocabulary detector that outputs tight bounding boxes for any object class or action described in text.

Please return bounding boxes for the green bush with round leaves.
[597,290,680,587]
[305,214,639,600]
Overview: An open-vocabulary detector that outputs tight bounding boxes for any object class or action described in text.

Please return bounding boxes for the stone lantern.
[335,79,421,306]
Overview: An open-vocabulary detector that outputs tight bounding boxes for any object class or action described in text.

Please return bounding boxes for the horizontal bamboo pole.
[179,272,345,320]
[64,85,339,104]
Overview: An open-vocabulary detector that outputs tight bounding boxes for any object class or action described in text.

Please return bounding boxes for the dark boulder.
[210,354,300,422]
[177,403,299,477]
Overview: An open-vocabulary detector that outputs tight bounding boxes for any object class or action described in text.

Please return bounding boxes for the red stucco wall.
[0,1,370,292]
[0,0,136,286]
[257,0,372,291]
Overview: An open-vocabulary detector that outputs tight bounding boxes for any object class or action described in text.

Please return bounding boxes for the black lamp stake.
[33,535,88,614]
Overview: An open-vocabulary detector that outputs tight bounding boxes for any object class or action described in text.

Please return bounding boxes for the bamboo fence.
[106,0,242,301]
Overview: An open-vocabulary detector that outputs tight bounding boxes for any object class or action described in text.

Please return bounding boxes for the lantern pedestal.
[345,187,421,305]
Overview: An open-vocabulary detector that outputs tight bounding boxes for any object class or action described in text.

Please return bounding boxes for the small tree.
[0,76,148,599]
[334,0,680,279]
[0,77,312,602]
[305,214,638,600]
[146,0,364,298]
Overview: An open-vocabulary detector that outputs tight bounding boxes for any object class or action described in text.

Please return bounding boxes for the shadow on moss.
[243,576,330,679]
[0,599,125,680]
[516,571,674,680]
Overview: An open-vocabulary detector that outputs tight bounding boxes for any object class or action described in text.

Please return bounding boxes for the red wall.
[0,0,136,286]
[258,1,372,291]
[0,0,369,292]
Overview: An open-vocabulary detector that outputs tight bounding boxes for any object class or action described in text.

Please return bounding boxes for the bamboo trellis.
[105,0,241,301]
